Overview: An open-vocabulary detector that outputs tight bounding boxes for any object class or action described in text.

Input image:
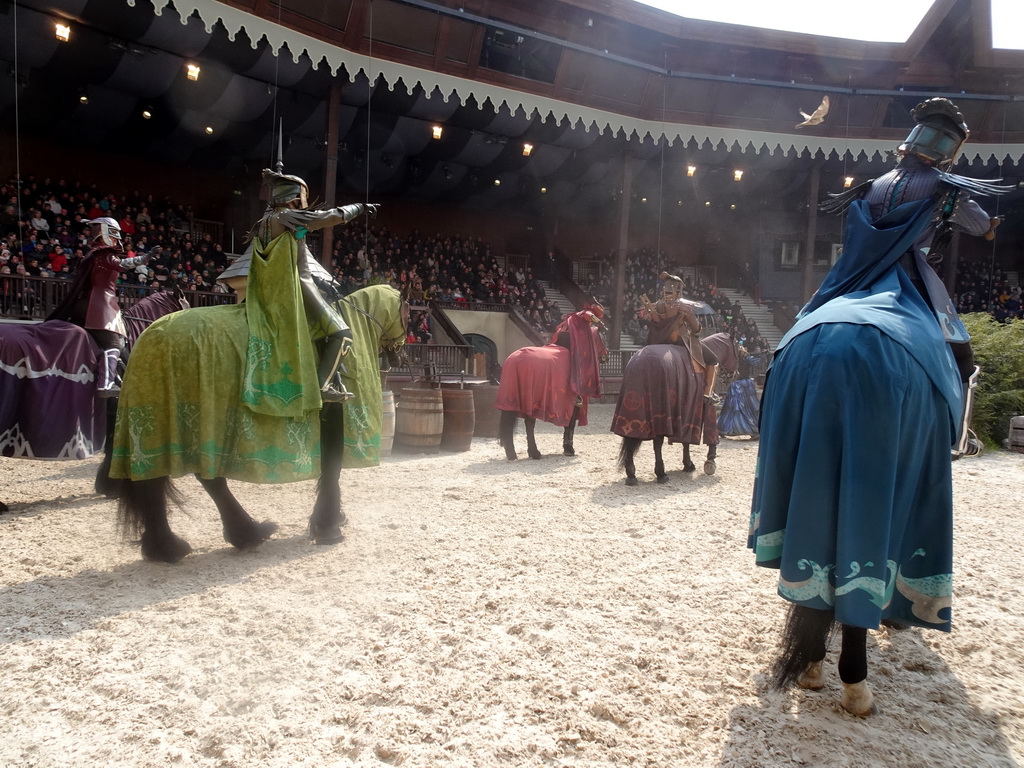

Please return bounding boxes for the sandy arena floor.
[1,403,1022,767]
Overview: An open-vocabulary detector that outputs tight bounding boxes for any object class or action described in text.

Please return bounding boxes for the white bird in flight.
[796,95,830,127]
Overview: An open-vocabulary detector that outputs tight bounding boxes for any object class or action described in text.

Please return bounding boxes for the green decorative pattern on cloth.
[108,284,405,482]
[337,285,407,468]
[109,304,321,483]
[242,233,321,417]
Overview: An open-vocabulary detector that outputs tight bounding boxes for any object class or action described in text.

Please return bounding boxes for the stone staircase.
[538,280,640,351]
[716,287,784,352]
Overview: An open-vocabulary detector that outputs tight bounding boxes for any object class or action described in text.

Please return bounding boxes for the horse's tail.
[770,603,836,689]
[498,410,517,449]
[116,477,183,540]
[617,436,639,469]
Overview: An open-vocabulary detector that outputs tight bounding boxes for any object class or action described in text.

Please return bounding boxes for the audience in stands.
[3,174,1020,346]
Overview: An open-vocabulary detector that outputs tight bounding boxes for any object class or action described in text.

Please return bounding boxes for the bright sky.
[631,0,1024,49]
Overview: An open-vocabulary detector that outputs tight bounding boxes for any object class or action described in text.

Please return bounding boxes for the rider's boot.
[318,334,355,403]
[952,366,982,459]
[96,348,123,398]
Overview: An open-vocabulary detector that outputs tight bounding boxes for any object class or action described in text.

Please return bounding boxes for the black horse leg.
[118,477,193,563]
[563,404,580,456]
[94,397,123,498]
[682,443,696,473]
[838,624,875,716]
[196,476,278,550]
[704,442,717,476]
[524,417,542,459]
[653,436,668,483]
[498,410,519,461]
[309,401,346,544]
[617,437,641,486]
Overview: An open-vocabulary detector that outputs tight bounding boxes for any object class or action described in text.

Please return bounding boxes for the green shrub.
[961,313,1024,447]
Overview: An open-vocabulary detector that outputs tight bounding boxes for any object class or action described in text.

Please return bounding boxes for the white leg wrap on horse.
[841,680,876,717]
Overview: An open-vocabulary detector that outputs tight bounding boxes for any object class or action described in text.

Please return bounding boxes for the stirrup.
[321,384,354,403]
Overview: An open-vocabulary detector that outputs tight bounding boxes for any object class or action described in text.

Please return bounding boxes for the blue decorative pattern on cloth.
[749,197,960,631]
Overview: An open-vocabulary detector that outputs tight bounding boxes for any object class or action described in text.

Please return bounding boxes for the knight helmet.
[86,217,123,248]
[261,168,309,208]
[898,97,969,168]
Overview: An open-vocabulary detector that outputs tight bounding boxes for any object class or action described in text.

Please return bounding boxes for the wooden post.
[801,160,821,304]
[320,81,342,270]
[609,154,632,352]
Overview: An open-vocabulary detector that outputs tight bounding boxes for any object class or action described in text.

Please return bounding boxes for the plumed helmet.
[261,168,309,207]
[898,98,969,168]
[85,217,122,247]
[583,299,605,320]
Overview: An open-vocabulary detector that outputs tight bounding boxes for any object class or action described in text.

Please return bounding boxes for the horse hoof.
[625,476,638,486]
[227,520,279,551]
[311,525,345,545]
[656,474,669,484]
[683,462,696,473]
[797,661,825,690]
[528,451,542,460]
[703,460,716,476]
[141,533,193,564]
[563,446,575,456]
[841,681,877,717]
[0,501,8,514]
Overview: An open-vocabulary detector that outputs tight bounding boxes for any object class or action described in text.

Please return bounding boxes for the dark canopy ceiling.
[3,0,1024,220]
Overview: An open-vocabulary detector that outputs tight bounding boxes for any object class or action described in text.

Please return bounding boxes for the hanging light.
[55,22,71,42]
[844,176,855,188]
[432,125,443,140]
[733,169,744,181]
[494,179,501,186]
[186,64,201,81]
[540,187,547,194]
[205,126,214,134]
[686,165,697,177]
[142,108,153,119]
[522,143,533,157]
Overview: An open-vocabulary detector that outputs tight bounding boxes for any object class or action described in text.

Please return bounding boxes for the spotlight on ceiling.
[705,201,711,207]
[142,108,153,119]
[522,143,533,157]
[641,197,648,203]
[844,176,855,188]
[442,163,452,181]
[432,125,443,140]
[55,22,70,42]
[186,64,201,81]
[78,90,89,104]
[687,165,697,177]
[733,169,743,182]
[540,187,547,194]
[205,126,214,135]
[494,179,501,186]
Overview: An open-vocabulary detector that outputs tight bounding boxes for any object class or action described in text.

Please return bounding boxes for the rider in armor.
[640,272,721,404]
[255,168,379,403]
[819,97,1008,456]
[47,217,153,397]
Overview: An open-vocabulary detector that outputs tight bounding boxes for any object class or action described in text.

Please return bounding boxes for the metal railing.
[0,275,235,321]
[399,343,475,378]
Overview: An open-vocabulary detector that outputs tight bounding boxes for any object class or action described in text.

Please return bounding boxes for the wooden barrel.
[380,390,396,458]
[441,389,475,452]
[1009,415,1024,454]
[394,387,443,453]
[472,384,501,438]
